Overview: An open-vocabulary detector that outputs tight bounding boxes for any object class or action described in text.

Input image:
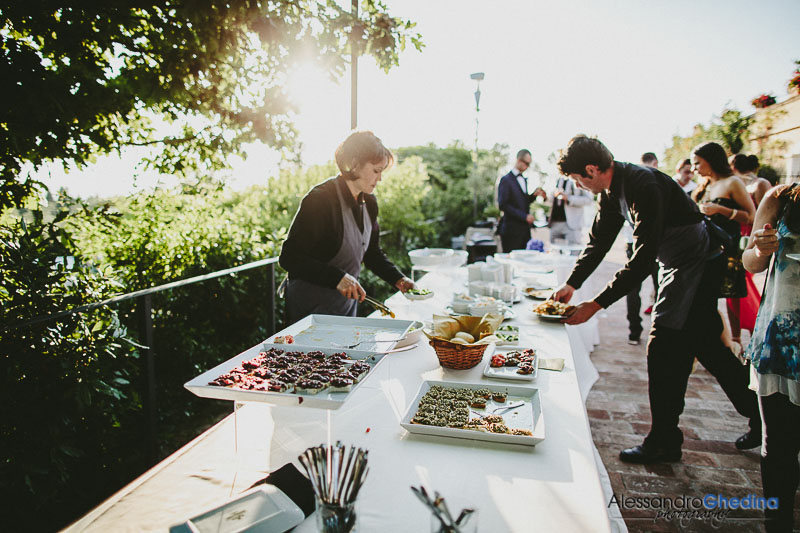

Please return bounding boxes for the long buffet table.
[67,255,621,533]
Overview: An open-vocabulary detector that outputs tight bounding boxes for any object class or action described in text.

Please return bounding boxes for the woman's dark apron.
[619,192,710,330]
[285,184,371,322]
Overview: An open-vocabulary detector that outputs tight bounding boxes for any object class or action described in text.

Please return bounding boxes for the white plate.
[400,380,545,446]
[788,253,800,262]
[170,484,304,533]
[534,313,566,321]
[184,343,387,410]
[404,291,434,301]
[289,315,413,351]
[483,351,539,381]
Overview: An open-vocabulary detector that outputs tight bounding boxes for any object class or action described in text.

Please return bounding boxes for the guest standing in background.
[743,182,800,532]
[692,143,756,372]
[548,174,593,245]
[673,159,697,196]
[728,153,772,342]
[497,149,547,251]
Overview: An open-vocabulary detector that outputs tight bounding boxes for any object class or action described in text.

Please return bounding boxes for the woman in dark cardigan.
[279,131,414,322]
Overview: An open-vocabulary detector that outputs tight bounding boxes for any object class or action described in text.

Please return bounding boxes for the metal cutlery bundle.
[411,485,476,533]
[299,442,369,532]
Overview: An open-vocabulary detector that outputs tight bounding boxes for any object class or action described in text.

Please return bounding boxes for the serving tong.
[363,294,395,318]
[469,401,525,418]
[411,485,475,532]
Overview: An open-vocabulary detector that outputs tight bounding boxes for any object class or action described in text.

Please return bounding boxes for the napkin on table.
[539,358,565,371]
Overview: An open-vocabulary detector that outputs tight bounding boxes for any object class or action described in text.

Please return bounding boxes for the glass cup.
[316,497,357,533]
[429,504,478,533]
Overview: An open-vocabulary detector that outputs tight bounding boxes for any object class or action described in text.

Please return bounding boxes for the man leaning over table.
[552,135,760,464]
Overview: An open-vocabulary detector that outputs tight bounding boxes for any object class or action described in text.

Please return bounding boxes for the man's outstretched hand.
[563,301,602,325]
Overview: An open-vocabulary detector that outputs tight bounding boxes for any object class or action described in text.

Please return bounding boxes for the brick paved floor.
[583,239,798,532]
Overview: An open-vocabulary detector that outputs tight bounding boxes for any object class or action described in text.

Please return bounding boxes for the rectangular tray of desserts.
[288,314,414,352]
[483,347,539,381]
[184,342,386,410]
[400,380,545,446]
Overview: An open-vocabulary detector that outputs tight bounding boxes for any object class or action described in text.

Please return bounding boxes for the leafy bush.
[0,209,139,530]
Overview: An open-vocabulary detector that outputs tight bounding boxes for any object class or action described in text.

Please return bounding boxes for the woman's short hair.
[335,131,394,180]
[557,135,614,177]
[730,153,760,174]
[676,158,691,173]
[692,142,733,178]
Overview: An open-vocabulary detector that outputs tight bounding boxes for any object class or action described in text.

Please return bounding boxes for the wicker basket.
[428,337,490,370]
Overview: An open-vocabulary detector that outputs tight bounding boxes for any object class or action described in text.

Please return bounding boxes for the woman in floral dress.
[743,182,800,533]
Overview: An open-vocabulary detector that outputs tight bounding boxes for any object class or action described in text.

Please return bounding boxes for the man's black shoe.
[735,430,761,450]
[619,444,682,464]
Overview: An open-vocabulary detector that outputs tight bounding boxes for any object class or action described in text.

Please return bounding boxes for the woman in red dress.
[729,154,771,340]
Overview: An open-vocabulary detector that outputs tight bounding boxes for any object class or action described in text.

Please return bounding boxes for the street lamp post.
[470,72,484,219]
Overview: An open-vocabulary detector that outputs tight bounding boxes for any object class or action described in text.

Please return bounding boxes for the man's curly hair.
[557,135,614,177]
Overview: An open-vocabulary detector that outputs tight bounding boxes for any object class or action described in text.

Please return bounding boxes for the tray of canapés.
[400,381,545,446]
[483,347,538,381]
[532,299,575,320]
[184,343,385,409]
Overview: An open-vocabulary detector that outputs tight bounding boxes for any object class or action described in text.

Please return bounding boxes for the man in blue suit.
[497,149,547,251]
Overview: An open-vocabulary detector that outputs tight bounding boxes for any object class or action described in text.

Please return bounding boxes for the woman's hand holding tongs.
[337,273,367,302]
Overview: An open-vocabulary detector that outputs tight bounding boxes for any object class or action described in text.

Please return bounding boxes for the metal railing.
[5,256,280,462]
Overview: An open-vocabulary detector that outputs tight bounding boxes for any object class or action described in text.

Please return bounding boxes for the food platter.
[184,343,387,409]
[288,314,413,351]
[400,380,545,446]
[522,287,552,300]
[494,324,520,346]
[404,288,435,301]
[483,348,539,381]
[532,300,573,321]
[534,313,567,321]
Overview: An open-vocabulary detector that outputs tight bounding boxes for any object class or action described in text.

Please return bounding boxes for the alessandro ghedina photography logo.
[610,492,778,526]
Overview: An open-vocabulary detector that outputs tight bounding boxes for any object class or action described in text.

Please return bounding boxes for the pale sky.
[41,0,800,198]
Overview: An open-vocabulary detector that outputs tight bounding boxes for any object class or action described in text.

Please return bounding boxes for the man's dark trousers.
[644,256,759,450]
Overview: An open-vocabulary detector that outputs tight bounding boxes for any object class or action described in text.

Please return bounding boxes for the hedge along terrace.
[1,144,506,530]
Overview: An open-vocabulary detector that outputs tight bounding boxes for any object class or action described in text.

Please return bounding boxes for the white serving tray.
[288,314,413,351]
[170,484,304,533]
[483,350,539,381]
[400,380,545,446]
[184,343,387,410]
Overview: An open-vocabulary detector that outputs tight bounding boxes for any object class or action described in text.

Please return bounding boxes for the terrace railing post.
[267,262,276,335]
[139,294,157,463]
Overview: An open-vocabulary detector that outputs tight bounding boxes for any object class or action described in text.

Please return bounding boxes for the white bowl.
[408,248,455,267]
[450,250,468,267]
[509,250,547,263]
[468,300,505,316]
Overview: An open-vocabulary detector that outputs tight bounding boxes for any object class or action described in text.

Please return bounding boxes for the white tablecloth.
[68,258,620,533]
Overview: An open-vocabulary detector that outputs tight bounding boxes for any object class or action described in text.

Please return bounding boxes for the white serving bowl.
[509,249,547,263]
[408,248,455,267]
[468,299,505,316]
[450,250,468,267]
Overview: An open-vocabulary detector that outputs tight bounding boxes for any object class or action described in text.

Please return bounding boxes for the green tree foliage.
[396,142,508,247]
[0,1,422,212]
[663,108,753,174]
